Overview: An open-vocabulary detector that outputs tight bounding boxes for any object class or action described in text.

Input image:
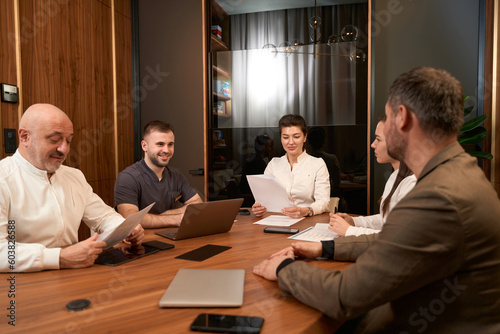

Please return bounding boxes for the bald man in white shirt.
[0,103,144,272]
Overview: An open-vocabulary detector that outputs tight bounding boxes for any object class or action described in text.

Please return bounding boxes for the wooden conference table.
[2,212,352,333]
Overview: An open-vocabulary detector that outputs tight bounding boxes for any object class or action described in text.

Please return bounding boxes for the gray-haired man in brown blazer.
[253,67,500,333]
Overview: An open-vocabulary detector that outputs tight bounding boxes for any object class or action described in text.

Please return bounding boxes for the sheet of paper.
[288,223,339,242]
[253,215,304,227]
[97,202,155,248]
[247,174,290,212]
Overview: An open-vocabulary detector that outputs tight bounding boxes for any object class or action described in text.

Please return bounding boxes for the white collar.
[14,150,52,179]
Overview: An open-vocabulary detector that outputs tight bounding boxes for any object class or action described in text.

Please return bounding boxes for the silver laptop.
[159,268,245,307]
[155,198,244,241]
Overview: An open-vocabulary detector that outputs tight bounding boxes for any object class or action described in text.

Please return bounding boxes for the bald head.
[20,103,73,133]
[18,104,74,176]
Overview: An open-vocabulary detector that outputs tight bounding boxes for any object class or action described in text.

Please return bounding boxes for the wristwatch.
[307,207,313,217]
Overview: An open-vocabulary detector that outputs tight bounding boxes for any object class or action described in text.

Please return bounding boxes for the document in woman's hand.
[247,175,291,212]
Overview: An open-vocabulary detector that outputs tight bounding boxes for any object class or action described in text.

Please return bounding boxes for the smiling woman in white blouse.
[251,114,330,219]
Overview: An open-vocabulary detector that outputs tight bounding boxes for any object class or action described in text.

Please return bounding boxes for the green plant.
[458,96,493,160]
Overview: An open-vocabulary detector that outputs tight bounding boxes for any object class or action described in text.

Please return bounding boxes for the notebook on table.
[155,198,243,241]
[159,268,245,307]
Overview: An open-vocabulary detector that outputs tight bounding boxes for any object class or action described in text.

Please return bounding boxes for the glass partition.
[215,42,357,129]
[209,1,368,214]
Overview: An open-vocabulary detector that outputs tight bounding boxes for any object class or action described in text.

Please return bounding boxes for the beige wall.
[138,0,206,198]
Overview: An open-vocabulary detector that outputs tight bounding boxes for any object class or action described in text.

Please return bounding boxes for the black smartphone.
[263,226,299,234]
[142,240,175,250]
[238,209,251,215]
[190,313,264,334]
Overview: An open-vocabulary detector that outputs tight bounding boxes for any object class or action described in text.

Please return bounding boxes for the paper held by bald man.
[97,202,155,248]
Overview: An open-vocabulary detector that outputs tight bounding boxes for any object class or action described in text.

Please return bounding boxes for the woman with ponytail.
[329,116,416,236]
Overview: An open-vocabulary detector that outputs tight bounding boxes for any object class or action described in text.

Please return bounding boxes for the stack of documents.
[288,223,339,242]
[253,215,304,226]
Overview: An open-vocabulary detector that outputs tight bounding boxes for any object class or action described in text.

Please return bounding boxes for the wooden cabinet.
[212,55,232,120]
[211,1,232,121]
[209,0,233,200]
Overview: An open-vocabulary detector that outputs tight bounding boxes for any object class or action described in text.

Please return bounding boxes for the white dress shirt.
[264,151,330,215]
[0,151,124,272]
[346,169,417,236]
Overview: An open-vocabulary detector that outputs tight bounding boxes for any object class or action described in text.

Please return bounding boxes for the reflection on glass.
[209,2,368,214]
[341,25,359,42]
[214,42,357,129]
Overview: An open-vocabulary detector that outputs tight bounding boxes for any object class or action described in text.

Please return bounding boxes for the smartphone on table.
[190,313,264,333]
[263,226,299,234]
[238,209,251,215]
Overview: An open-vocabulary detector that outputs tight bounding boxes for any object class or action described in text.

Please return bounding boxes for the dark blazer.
[278,142,500,333]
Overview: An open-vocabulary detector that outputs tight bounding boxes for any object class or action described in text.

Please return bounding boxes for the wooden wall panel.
[19,0,113,186]
[90,0,115,185]
[115,8,134,174]
[98,0,112,9]
[0,0,21,154]
[0,0,134,208]
[115,0,131,19]
[88,179,116,210]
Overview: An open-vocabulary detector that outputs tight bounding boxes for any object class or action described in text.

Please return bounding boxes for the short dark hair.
[143,120,174,139]
[307,126,326,149]
[254,135,272,152]
[279,114,307,136]
[387,67,464,136]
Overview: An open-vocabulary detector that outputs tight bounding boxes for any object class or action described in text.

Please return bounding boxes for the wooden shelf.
[213,65,230,78]
[211,35,228,52]
[214,112,231,118]
[210,1,232,125]
[212,0,228,22]
[213,92,230,101]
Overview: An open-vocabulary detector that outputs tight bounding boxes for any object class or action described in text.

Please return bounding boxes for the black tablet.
[95,245,160,266]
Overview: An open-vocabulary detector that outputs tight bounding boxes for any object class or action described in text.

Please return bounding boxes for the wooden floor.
[1,212,352,333]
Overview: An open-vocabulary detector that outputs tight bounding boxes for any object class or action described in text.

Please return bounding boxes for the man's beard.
[385,120,406,162]
[148,151,169,168]
[28,145,65,173]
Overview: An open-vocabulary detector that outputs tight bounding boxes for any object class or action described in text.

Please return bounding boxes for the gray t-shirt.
[114,160,198,214]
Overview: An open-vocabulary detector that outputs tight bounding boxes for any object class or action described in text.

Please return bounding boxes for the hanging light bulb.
[349,48,366,62]
[259,0,363,61]
[327,35,341,46]
[341,25,359,42]
[291,39,302,50]
[310,30,322,43]
[261,44,278,59]
[308,15,322,28]
[279,41,293,56]
[309,15,322,43]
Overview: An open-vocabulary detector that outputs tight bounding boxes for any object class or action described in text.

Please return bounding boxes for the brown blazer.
[278,142,500,333]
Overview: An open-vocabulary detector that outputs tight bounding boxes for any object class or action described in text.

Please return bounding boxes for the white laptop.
[155,198,244,241]
[159,268,245,307]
